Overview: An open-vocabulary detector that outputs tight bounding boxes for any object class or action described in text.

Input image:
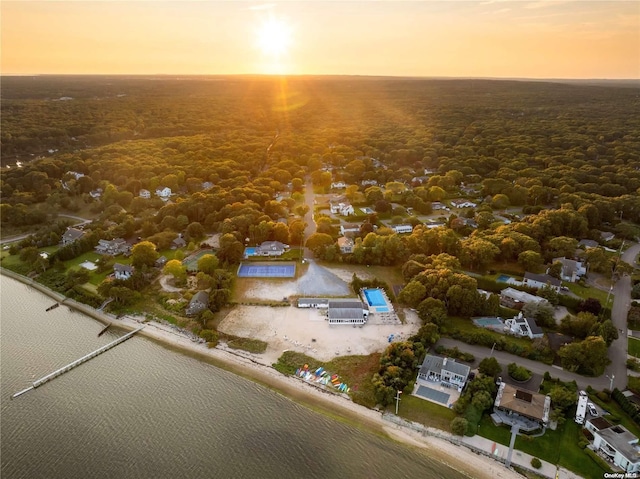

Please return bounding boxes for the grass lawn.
[629,337,640,358]
[477,415,607,479]
[394,394,457,432]
[564,282,610,303]
[317,262,405,291]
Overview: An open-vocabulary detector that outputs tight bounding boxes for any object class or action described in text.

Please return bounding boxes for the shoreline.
[1,268,524,479]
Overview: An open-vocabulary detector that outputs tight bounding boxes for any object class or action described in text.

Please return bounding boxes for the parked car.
[588,403,598,416]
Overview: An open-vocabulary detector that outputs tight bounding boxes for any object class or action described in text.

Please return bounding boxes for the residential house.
[579,239,599,249]
[96,238,130,256]
[61,227,85,246]
[113,263,134,280]
[431,202,449,211]
[139,189,151,199]
[522,272,561,292]
[155,256,168,268]
[340,223,361,236]
[504,312,544,339]
[201,181,213,190]
[89,188,103,199]
[592,423,640,473]
[493,381,551,428]
[392,224,413,234]
[600,231,615,242]
[330,181,347,189]
[425,220,447,229]
[337,237,354,254]
[499,288,549,310]
[66,171,85,180]
[155,186,172,199]
[551,257,587,283]
[451,199,477,209]
[416,354,471,392]
[585,417,613,436]
[327,299,369,325]
[330,197,355,216]
[186,291,209,317]
[172,236,187,249]
[361,179,378,186]
[255,241,289,256]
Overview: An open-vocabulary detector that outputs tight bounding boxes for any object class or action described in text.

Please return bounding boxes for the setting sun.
[256,17,292,57]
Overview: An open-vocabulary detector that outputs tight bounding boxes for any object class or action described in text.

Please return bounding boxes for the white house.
[417,355,471,392]
[89,188,103,199]
[139,189,151,199]
[504,312,544,339]
[66,171,85,180]
[330,198,355,216]
[330,181,347,189]
[392,224,413,234]
[592,423,640,473]
[451,199,477,209]
[551,257,587,283]
[522,272,561,292]
[361,179,378,186]
[431,202,449,211]
[155,187,172,199]
[113,263,133,280]
[340,223,361,236]
[297,298,330,308]
[337,237,354,254]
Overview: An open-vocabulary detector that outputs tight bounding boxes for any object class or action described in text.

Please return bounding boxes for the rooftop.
[598,424,640,463]
[495,382,548,422]
[419,354,470,378]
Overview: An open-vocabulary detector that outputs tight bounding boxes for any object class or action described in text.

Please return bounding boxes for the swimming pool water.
[244,247,257,256]
[473,317,503,327]
[497,274,511,282]
[377,307,389,313]
[364,288,386,307]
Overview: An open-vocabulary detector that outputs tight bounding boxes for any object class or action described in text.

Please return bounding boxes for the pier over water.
[12,326,144,398]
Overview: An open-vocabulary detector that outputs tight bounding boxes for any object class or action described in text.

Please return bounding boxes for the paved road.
[435,337,609,391]
[302,179,317,258]
[0,214,91,245]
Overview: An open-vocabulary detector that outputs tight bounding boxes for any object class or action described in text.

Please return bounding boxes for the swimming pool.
[363,288,386,307]
[473,317,504,328]
[497,274,511,282]
[244,247,257,257]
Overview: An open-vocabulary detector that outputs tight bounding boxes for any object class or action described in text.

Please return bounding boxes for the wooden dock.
[12,326,144,399]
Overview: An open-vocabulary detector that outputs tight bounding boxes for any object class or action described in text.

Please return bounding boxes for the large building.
[327,299,369,325]
[499,287,549,310]
[522,272,561,292]
[592,423,640,473]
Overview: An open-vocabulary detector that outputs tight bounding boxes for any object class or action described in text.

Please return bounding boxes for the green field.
[629,337,640,358]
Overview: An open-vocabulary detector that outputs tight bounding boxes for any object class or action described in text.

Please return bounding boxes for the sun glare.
[256,17,292,57]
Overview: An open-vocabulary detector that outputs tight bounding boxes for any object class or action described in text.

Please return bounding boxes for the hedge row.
[612,388,640,426]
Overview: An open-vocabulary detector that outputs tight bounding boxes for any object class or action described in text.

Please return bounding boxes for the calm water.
[1,275,458,479]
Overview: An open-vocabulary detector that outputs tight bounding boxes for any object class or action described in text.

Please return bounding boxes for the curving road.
[1,214,92,245]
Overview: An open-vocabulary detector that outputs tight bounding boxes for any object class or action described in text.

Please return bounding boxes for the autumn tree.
[131,241,159,268]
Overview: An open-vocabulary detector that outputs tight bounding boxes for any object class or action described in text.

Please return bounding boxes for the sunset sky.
[2,1,639,78]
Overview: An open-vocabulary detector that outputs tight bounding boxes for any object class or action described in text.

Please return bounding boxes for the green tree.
[131,241,159,269]
[478,357,502,378]
[163,259,186,280]
[197,254,220,275]
[518,250,544,272]
[558,336,610,376]
[451,417,468,436]
[306,233,335,257]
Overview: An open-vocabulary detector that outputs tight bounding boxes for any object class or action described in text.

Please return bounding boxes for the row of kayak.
[295,364,350,393]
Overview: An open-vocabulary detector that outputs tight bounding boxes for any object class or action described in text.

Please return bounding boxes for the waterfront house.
[493,382,551,429]
[61,227,85,246]
[416,354,470,392]
[522,272,561,292]
[504,312,544,339]
[592,423,640,473]
[186,291,209,316]
[113,263,133,280]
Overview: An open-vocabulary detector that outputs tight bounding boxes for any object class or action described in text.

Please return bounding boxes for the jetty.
[45,303,59,312]
[97,323,112,337]
[12,326,144,399]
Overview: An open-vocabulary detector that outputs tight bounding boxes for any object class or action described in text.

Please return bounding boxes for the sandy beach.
[1,268,522,479]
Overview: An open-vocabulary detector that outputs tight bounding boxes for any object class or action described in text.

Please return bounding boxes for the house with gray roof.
[113,263,134,280]
[186,291,209,317]
[417,354,470,392]
[255,240,289,256]
[593,423,640,473]
[327,298,369,325]
[96,238,130,256]
[505,312,544,339]
[578,239,599,249]
[500,287,549,310]
[551,257,587,283]
[522,272,561,292]
[61,227,85,246]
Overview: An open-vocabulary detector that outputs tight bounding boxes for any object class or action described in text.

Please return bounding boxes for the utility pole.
[490,342,496,357]
[395,390,402,415]
[606,374,615,391]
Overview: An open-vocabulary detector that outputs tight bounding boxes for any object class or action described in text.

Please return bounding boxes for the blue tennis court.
[237,262,296,278]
